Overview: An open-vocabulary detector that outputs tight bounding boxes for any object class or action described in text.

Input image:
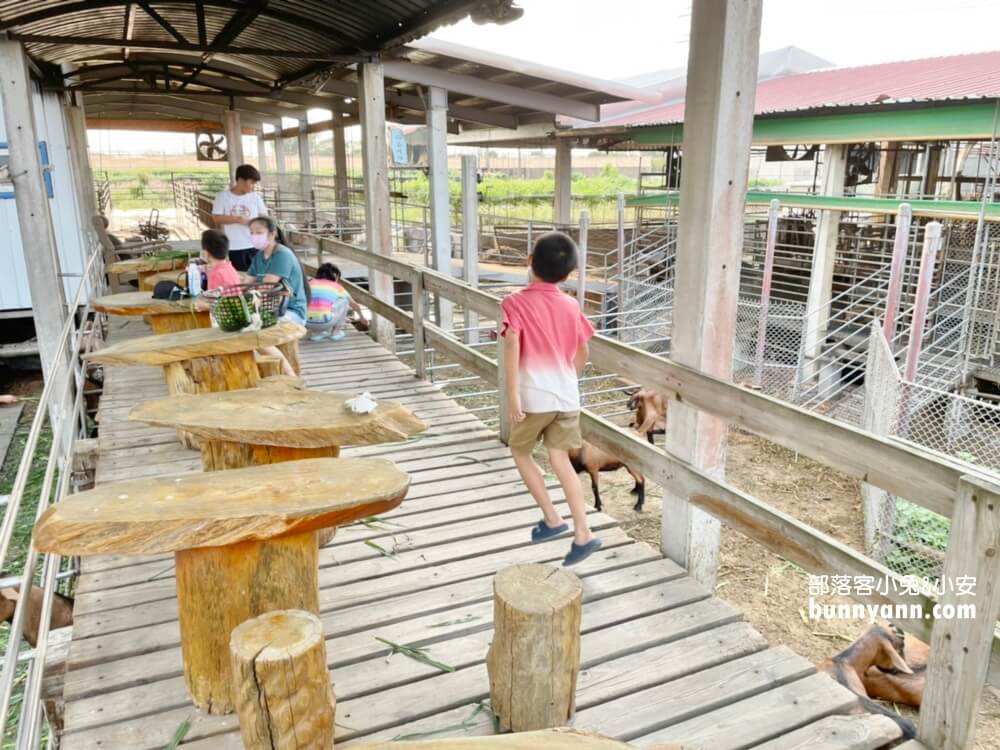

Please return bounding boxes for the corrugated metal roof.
[598,50,1000,129]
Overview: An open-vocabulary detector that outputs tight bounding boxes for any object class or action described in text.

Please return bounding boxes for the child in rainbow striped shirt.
[307,263,363,341]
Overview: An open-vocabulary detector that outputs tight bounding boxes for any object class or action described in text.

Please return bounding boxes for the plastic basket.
[202,283,286,332]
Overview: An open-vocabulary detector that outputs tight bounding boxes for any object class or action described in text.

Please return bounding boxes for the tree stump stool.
[278,340,302,375]
[231,610,335,750]
[33,457,410,714]
[87,321,306,450]
[486,564,583,731]
[255,353,283,379]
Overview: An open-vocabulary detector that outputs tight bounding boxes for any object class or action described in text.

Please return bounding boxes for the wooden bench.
[33,457,410,715]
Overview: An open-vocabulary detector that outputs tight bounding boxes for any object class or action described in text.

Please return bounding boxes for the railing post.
[904,221,943,381]
[918,475,1000,750]
[616,192,626,335]
[496,319,510,445]
[526,220,534,259]
[882,202,913,342]
[753,199,780,388]
[412,272,427,380]
[577,209,589,311]
[461,154,480,345]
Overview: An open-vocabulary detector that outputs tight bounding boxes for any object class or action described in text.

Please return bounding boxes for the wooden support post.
[918,475,1000,750]
[224,109,244,176]
[904,221,943,382]
[427,86,454,330]
[333,124,349,213]
[298,116,313,195]
[486,564,582,731]
[577,209,589,311]
[663,0,763,587]
[461,154,480,344]
[256,128,267,173]
[876,141,898,198]
[861,322,900,557]
[412,272,427,379]
[176,533,320,713]
[358,59,396,350]
[802,144,849,381]
[753,199,780,388]
[63,102,98,239]
[273,120,287,189]
[231,609,335,750]
[554,140,572,226]
[0,40,70,427]
[882,203,913,342]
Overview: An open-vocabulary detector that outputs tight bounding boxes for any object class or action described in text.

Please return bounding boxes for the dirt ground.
[548,429,1000,749]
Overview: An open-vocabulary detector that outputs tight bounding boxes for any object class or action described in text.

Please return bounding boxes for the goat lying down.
[817,624,921,739]
[862,624,928,708]
[0,586,74,647]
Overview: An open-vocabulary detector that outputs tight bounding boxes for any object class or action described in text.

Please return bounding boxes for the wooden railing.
[291,230,1000,750]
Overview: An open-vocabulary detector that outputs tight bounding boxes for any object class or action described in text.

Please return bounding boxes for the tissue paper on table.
[345,392,378,414]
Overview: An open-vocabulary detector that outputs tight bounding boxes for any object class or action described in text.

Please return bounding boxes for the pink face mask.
[249,233,269,251]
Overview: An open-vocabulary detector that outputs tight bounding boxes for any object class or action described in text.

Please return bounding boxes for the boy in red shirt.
[200,229,240,290]
[501,232,599,566]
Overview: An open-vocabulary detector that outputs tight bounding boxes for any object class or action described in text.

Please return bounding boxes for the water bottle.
[187,260,201,297]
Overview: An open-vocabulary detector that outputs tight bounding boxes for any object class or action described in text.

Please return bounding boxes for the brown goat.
[627,389,667,444]
[817,624,916,738]
[0,586,74,647]
[862,625,929,708]
[568,440,645,512]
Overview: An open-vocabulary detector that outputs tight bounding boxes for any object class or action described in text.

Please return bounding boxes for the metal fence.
[0,238,106,747]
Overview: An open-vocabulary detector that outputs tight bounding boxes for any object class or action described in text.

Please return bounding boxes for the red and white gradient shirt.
[500,282,595,413]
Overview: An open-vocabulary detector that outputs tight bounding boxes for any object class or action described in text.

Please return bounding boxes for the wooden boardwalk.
[57,317,903,749]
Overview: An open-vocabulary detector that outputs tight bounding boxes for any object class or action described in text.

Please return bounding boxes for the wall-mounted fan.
[196,133,228,162]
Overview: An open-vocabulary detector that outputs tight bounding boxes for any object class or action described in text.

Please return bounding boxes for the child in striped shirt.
[307,263,363,341]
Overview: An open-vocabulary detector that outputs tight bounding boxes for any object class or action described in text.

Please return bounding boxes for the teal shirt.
[248,244,307,321]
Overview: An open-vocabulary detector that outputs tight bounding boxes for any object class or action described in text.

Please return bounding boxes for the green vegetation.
[886,499,949,580]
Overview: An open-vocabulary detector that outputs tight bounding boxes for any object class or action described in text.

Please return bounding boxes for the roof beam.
[322,77,517,129]
[9,33,359,62]
[122,3,136,60]
[137,1,187,44]
[87,117,258,134]
[0,1,355,46]
[380,59,601,121]
[196,1,207,46]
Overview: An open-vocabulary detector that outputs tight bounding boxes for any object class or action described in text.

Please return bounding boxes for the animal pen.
[2,1,1000,749]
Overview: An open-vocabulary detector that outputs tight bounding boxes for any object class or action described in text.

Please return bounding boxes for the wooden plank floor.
[58,317,899,749]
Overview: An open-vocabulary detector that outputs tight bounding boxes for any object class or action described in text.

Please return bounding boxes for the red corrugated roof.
[596,51,1000,129]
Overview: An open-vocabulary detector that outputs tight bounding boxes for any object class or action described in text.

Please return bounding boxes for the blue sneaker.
[563,537,603,566]
[308,333,329,342]
[530,520,569,543]
[330,330,346,341]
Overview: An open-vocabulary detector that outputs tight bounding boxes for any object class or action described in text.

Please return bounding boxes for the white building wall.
[0,81,89,312]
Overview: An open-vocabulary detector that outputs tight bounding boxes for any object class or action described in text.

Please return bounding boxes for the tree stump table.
[486,564,583,731]
[129,387,426,547]
[128,387,427,470]
[91,291,211,335]
[86,321,304,449]
[33,457,410,715]
[140,269,188,292]
[107,254,192,289]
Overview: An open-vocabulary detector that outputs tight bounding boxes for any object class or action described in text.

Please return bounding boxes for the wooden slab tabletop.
[85,321,305,366]
[107,255,194,274]
[140,270,187,291]
[91,291,199,317]
[128,388,428,447]
[33,457,409,555]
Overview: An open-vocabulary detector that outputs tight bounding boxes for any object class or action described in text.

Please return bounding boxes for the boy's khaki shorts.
[508,411,582,454]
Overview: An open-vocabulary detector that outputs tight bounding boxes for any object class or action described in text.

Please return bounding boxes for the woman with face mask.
[245,216,309,326]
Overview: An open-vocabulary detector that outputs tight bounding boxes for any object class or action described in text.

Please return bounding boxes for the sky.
[89,0,1000,154]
